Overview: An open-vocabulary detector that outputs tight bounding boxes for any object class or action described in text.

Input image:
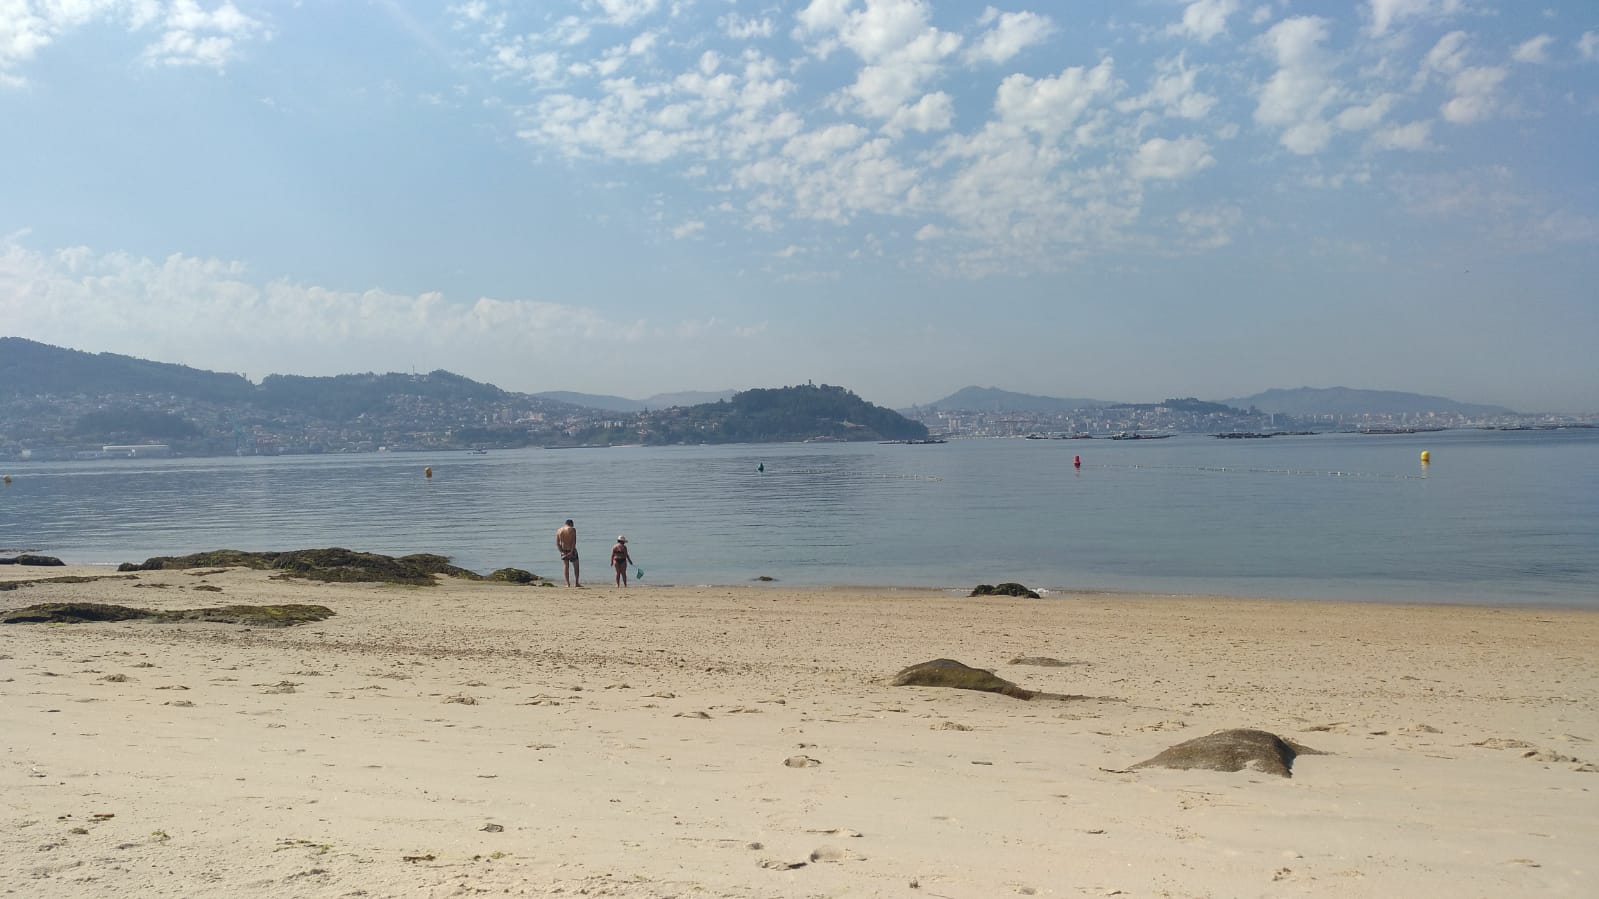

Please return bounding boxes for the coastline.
[4,567,1597,897]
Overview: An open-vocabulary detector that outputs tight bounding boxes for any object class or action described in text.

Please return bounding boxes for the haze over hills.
[0,339,919,456]
[916,386,1119,413]
[535,389,738,413]
[1221,387,1516,418]
[917,383,1517,417]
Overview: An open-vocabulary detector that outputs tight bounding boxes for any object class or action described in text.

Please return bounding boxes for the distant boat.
[466,448,489,454]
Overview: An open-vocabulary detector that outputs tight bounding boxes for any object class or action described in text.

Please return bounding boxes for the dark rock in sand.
[0,554,65,566]
[118,548,477,586]
[487,567,538,584]
[970,582,1040,598]
[2,602,334,627]
[0,575,113,592]
[1,603,155,624]
[892,659,1037,700]
[1133,728,1325,778]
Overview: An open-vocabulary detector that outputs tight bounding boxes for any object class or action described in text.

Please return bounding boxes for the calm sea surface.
[4,429,1596,606]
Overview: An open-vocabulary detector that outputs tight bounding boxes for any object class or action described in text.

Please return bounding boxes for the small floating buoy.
[757,463,764,473]
[1419,450,1430,464]
[1073,455,1081,469]
[424,466,433,478]
[1,474,11,484]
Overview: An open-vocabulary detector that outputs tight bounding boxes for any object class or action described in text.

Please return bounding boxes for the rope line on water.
[1086,463,1427,480]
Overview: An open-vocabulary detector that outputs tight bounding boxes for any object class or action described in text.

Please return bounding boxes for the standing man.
[556,518,580,587]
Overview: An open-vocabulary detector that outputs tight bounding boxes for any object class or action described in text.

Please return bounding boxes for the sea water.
[3,428,1596,606]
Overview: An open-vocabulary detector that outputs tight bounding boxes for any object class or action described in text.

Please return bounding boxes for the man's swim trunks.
[561,549,578,562]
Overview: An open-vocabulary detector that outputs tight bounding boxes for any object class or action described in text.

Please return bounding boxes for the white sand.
[3,566,1596,897]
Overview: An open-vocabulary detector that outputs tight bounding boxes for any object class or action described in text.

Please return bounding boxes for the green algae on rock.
[970,583,1040,598]
[2,602,334,627]
[0,554,65,566]
[486,568,537,584]
[118,548,481,586]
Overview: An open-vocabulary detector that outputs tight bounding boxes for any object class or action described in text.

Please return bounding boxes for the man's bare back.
[555,519,579,586]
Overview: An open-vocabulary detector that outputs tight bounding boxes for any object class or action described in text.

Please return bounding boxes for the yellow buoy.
[424,466,433,478]
[1,474,11,484]
[1419,450,1430,464]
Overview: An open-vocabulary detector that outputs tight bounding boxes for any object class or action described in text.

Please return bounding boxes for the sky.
[2,0,1597,413]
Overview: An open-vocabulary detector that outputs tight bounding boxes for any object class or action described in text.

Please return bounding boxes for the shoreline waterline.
[9,562,1597,614]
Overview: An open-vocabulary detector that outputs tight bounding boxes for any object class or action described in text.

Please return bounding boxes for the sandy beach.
[3,566,1596,898]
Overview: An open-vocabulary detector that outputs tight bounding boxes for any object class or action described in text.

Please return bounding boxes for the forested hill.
[604,384,928,444]
[1,337,254,402]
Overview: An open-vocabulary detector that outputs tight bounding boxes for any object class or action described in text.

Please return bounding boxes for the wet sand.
[3,566,1596,897]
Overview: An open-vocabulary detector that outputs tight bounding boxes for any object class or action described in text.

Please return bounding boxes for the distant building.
[101,444,172,458]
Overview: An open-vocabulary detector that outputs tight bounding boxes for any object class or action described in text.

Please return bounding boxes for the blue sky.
[3,0,1596,412]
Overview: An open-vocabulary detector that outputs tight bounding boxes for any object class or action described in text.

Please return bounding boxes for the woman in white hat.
[610,536,634,587]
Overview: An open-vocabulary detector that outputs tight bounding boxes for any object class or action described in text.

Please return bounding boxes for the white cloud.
[1369,119,1432,151]
[994,58,1119,137]
[914,223,944,240]
[1418,30,1470,83]
[1576,31,1598,62]
[0,239,594,363]
[1130,136,1215,180]
[1,0,266,83]
[782,123,868,165]
[592,0,660,27]
[794,0,963,119]
[1254,16,1341,154]
[964,8,1053,66]
[1366,0,1464,37]
[671,220,705,239]
[1175,206,1241,248]
[884,91,954,135]
[1392,166,1599,247]
[1168,0,1240,44]
[1441,66,1507,124]
[1119,56,1216,121]
[1512,34,1554,65]
[143,1,266,69]
[720,13,774,40]
[1335,93,1397,131]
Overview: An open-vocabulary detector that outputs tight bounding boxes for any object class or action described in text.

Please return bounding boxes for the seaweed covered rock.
[487,568,537,584]
[0,554,66,566]
[891,658,1037,700]
[1133,729,1325,778]
[2,602,155,624]
[164,604,335,626]
[970,583,1040,598]
[118,548,476,585]
[119,550,275,572]
[2,602,334,627]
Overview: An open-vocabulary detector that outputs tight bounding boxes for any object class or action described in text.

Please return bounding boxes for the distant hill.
[1,336,255,402]
[919,386,1117,413]
[535,391,644,412]
[1222,387,1514,417]
[536,389,737,412]
[0,338,591,453]
[537,387,735,412]
[576,384,927,445]
[643,389,737,408]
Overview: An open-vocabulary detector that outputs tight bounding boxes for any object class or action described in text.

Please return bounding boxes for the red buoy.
[1073,455,1081,468]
